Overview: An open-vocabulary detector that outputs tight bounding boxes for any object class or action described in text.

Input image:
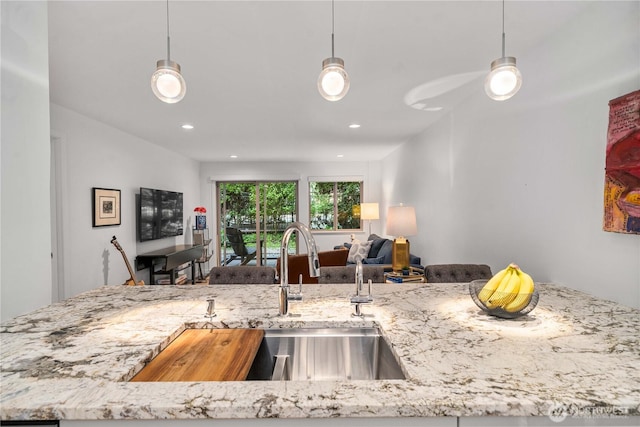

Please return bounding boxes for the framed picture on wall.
[92,187,121,227]
[603,89,640,234]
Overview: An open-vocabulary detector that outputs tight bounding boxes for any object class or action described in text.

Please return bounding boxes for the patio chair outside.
[223,227,257,266]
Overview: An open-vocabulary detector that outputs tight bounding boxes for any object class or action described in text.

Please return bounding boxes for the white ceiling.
[47,1,592,162]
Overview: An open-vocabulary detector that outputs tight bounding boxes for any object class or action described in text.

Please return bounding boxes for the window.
[309,181,362,231]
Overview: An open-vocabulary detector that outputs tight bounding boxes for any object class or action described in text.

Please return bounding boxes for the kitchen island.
[1,282,639,426]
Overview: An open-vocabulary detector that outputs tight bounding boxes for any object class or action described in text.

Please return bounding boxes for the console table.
[136,244,203,285]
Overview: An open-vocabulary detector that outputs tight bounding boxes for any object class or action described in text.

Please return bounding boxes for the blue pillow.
[376,239,394,264]
[368,238,388,258]
[363,255,385,264]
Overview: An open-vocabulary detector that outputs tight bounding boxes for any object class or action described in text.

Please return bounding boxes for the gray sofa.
[336,234,422,267]
[424,264,492,283]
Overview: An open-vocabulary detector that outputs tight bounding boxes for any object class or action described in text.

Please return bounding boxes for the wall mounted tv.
[138,187,184,242]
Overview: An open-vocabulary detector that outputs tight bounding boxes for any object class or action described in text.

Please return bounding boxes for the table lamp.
[360,202,379,236]
[386,205,417,272]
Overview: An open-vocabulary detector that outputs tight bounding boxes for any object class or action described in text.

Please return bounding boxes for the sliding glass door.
[217,181,297,267]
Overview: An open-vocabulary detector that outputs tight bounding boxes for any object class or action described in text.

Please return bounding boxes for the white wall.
[49,105,200,298]
[1,1,52,321]
[199,160,383,256]
[381,1,640,308]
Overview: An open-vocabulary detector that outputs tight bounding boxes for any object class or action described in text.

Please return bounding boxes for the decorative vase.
[195,215,206,230]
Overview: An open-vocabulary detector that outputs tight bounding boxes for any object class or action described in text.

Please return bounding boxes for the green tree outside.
[219,182,298,262]
[309,181,361,230]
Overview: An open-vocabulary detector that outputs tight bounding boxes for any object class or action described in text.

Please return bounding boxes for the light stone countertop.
[1,282,639,421]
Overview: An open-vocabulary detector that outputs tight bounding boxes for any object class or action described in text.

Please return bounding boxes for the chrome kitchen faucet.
[351,260,373,317]
[279,222,320,316]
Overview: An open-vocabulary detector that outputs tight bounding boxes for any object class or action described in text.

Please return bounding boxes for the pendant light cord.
[331,0,335,58]
[501,0,506,58]
[166,0,171,61]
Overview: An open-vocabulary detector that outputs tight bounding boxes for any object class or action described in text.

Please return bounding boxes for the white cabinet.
[458,415,639,427]
[61,418,457,427]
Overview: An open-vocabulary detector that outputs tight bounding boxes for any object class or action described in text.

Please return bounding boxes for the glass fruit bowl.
[469,279,539,319]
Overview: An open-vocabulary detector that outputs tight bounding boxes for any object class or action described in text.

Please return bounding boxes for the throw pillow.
[347,239,373,263]
[363,255,385,264]
[368,237,388,258]
[376,239,394,264]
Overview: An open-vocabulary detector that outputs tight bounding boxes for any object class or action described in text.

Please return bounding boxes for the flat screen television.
[138,187,184,242]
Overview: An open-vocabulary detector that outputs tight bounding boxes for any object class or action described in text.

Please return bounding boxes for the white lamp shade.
[484,56,522,101]
[360,203,380,220]
[151,59,186,103]
[318,57,350,101]
[386,205,417,237]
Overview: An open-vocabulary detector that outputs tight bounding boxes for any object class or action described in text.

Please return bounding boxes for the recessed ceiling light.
[181,124,194,130]
[337,154,344,158]
[348,123,361,129]
[230,155,238,159]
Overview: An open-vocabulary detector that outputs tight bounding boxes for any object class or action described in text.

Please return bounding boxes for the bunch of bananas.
[477,263,535,313]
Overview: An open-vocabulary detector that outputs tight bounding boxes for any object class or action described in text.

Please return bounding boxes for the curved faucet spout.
[279,222,320,315]
[355,259,364,294]
[351,259,373,317]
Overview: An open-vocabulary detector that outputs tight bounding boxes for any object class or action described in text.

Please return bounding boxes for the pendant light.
[485,0,522,101]
[317,0,350,101]
[151,0,186,103]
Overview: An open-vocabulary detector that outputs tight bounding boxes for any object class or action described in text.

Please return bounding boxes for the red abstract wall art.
[604,89,640,234]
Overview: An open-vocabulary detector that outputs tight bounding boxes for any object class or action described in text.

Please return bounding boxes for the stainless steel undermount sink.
[246,327,405,381]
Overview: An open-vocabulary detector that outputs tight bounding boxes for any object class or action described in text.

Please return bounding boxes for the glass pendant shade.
[318,57,350,101]
[151,59,186,103]
[484,56,522,101]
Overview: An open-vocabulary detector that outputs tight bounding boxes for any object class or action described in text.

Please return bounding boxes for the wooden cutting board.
[131,329,264,382]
